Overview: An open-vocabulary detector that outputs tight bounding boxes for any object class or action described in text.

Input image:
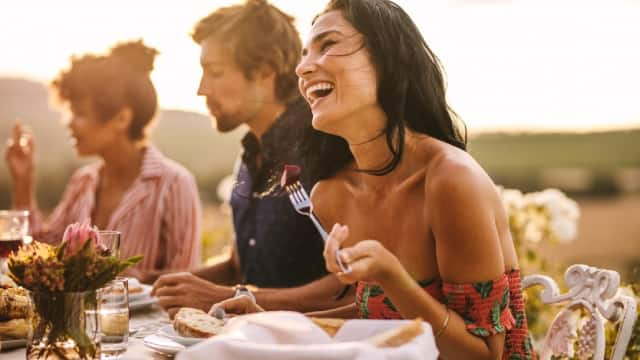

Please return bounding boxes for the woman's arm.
[162,171,203,270]
[6,123,35,210]
[304,302,358,319]
[325,162,508,359]
[395,162,507,359]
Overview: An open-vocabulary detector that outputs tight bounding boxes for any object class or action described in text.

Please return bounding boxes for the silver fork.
[285,181,352,274]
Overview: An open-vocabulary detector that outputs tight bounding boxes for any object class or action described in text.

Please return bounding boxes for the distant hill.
[1,77,639,209]
[469,129,640,193]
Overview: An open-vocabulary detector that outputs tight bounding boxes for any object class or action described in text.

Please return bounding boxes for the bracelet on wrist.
[434,307,450,338]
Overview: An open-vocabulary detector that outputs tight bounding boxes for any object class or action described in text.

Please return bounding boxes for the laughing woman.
[215,0,536,359]
[4,41,201,283]
[303,1,536,359]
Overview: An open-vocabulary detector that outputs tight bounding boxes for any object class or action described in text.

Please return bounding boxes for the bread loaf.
[173,307,225,338]
[0,318,29,339]
[0,287,30,321]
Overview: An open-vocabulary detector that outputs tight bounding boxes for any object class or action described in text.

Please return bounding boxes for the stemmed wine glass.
[0,210,29,274]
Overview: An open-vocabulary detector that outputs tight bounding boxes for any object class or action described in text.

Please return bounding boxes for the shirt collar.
[240,97,308,165]
[139,145,165,179]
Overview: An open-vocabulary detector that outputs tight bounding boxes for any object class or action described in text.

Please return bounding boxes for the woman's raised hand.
[324,223,404,285]
[5,122,35,182]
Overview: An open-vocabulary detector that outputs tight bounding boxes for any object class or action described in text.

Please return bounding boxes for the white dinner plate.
[0,338,27,351]
[129,296,158,311]
[128,284,152,301]
[143,334,186,355]
[156,324,206,346]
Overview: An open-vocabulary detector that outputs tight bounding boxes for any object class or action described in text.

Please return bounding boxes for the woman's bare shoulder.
[423,142,497,205]
[311,169,354,205]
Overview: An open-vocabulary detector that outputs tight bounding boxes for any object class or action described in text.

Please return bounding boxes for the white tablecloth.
[3,309,440,359]
[178,311,439,360]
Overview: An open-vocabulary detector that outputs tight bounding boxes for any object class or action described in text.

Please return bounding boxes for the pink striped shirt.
[28,146,201,271]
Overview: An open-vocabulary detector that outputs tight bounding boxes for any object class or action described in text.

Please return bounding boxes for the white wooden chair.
[522,264,637,360]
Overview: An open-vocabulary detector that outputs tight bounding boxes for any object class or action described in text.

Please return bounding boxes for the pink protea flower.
[62,222,99,257]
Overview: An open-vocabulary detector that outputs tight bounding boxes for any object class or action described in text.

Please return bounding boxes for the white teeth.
[305,82,334,101]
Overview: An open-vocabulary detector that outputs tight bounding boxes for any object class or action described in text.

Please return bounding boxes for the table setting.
[0,205,440,359]
[142,310,438,360]
[0,215,147,358]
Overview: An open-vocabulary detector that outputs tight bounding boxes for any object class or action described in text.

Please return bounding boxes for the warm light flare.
[1,0,638,132]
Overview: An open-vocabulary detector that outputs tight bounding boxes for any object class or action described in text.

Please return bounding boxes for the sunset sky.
[1,0,639,132]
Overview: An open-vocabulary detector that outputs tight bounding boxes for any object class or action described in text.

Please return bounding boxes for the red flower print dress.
[355,269,537,360]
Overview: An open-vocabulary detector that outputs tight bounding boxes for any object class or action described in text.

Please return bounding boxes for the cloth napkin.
[176,311,438,360]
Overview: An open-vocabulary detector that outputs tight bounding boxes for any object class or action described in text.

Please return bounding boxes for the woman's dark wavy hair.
[299,0,467,181]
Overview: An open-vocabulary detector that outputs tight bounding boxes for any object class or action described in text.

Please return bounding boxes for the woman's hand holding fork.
[324,223,405,286]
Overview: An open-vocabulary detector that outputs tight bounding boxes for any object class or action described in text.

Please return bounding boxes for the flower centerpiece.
[7,222,142,359]
[498,187,640,359]
[497,187,581,339]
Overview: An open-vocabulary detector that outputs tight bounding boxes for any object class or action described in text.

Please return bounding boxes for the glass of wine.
[0,210,29,274]
[97,230,121,258]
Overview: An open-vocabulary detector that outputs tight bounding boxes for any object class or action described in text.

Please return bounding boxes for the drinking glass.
[98,277,129,358]
[97,230,121,258]
[0,210,29,274]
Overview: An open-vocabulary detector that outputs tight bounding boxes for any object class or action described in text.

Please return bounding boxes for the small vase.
[27,291,101,360]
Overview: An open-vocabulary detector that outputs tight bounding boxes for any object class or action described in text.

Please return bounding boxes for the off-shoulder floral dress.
[356,269,537,360]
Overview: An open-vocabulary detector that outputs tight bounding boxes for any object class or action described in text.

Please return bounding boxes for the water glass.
[97,230,121,258]
[0,210,29,273]
[98,277,129,358]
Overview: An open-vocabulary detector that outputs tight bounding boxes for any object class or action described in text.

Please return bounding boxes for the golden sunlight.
[1,0,638,131]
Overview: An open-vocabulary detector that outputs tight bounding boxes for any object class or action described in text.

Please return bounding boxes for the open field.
[538,195,640,282]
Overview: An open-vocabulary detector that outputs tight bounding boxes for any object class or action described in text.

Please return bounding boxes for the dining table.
[2,304,175,359]
[3,306,441,359]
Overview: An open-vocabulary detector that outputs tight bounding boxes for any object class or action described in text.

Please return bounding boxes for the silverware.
[285,181,351,275]
[213,306,226,321]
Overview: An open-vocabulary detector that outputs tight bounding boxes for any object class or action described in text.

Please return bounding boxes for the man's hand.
[151,272,234,318]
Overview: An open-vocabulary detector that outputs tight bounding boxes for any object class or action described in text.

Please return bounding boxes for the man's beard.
[207,100,239,132]
[213,114,241,133]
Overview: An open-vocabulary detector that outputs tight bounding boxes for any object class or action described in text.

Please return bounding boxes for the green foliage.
[469,131,640,174]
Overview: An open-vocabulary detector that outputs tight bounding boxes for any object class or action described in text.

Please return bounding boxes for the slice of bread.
[0,287,30,321]
[0,318,29,339]
[309,317,346,337]
[366,318,424,348]
[173,307,225,338]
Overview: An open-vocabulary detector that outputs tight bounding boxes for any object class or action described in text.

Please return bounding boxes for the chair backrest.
[522,264,637,360]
